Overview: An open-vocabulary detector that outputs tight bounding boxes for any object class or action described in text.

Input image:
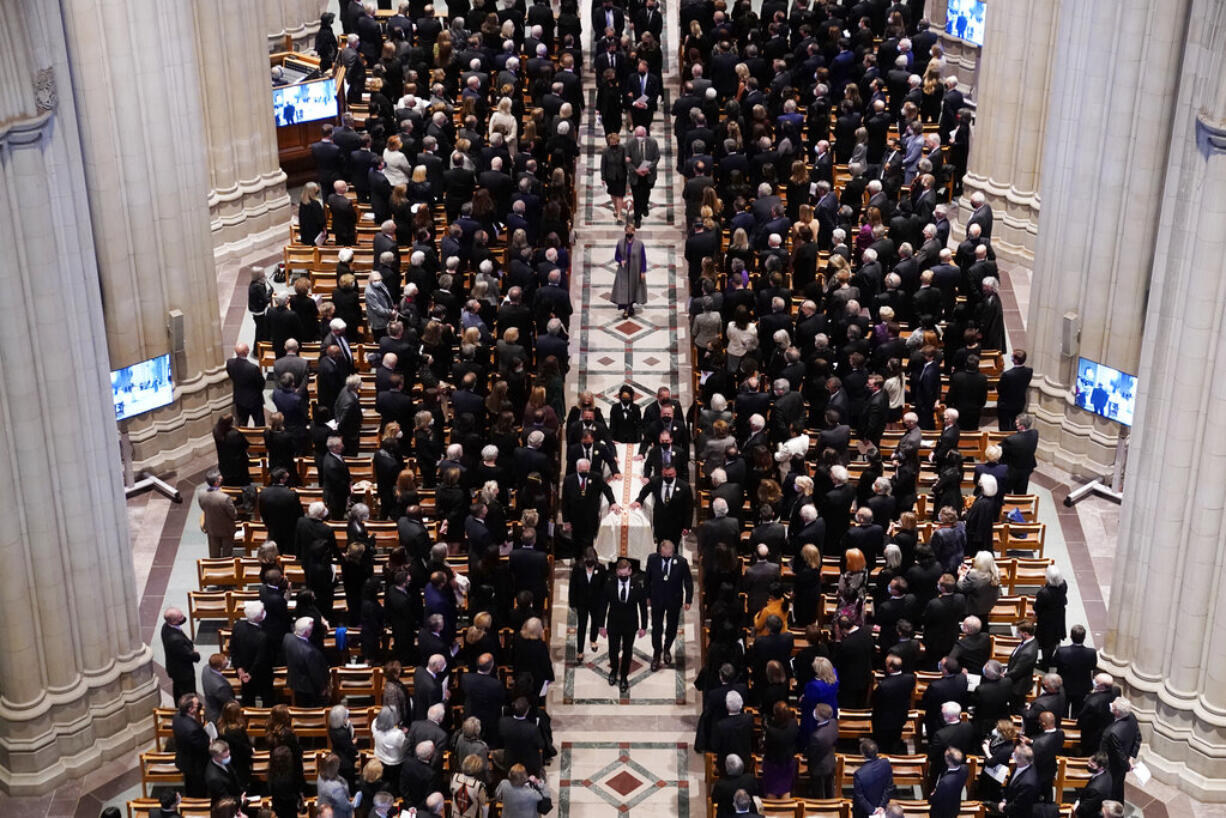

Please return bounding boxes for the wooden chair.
[1009,557,1054,593]
[1054,755,1094,803]
[197,557,242,590]
[1004,522,1046,557]
[138,751,181,796]
[186,590,229,638]
[796,797,850,817]
[999,495,1038,523]
[151,707,176,751]
[331,665,384,705]
[988,596,1028,628]
[761,799,802,818]
[892,800,985,817]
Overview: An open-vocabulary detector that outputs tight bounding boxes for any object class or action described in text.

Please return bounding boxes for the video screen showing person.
[945,0,987,46]
[112,354,174,421]
[273,78,337,127]
[1074,358,1138,426]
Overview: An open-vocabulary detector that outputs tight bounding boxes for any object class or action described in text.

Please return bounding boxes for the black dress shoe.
[650,655,661,672]
[619,679,630,695]
[608,673,619,686]
[663,649,673,666]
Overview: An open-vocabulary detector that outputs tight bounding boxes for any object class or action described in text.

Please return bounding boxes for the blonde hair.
[800,543,821,569]
[300,181,321,204]
[812,656,837,684]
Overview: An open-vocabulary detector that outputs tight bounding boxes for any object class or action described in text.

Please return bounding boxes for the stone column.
[957,0,1059,265]
[1099,0,1226,800]
[193,0,291,261]
[60,0,231,472]
[0,1,157,794]
[1024,0,1190,475]
[267,0,326,52]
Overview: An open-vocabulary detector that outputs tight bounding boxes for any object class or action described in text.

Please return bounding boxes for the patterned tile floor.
[546,0,707,815]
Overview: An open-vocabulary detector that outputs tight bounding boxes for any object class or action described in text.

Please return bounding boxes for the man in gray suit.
[625,125,660,228]
[364,271,396,341]
[272,338,309,396]
[201,653,235,723]
[199,470,237,558]
[282,617,330,707]
[740,543,780,614]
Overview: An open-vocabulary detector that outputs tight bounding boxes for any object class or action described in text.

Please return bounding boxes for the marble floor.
[541,0,709,815]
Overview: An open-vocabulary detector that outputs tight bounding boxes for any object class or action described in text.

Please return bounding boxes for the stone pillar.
[267,0,326,52]
[1024,0,1190,476]
[0,1,157,794]
[1099,0,1226,800]
[193,0,291,261]
[61,0,231,472]
[957,0,1059,265]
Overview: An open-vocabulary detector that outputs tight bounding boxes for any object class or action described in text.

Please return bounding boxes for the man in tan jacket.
[199,470,237,558]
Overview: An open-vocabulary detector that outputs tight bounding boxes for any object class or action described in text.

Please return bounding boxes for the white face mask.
[219,755,231,766]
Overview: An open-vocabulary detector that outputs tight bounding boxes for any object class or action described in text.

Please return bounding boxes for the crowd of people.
[161,0,1146,815]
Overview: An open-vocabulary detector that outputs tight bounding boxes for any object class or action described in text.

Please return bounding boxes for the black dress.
[512,634,555,702]
[216,429,251,486]
[265,428,297,484]
[332,284,363,341]
[601,144,628,197]
[298,199,326,245]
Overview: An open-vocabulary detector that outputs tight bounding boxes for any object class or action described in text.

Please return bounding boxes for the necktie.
[663,558,671,581]
[580,476,587,492]
[620,581,628,603]
[664,482,672,502]
[641,75,647,94]
[662,449,671,465]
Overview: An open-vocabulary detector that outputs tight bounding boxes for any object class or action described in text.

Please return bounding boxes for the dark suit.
[922,674,969,739]
[173,712,210,797]
[1032,728,1065,796]
[928,763,968,818]
[1001,428,1039,494]
[161,623,199,702]
[413,665,447,722]
[230,619,272,706]
[608,401,642,443]
[569,562,607,649]
[1054,643,1098,715]
[1005,637,1040,703]
[461,671,507,743]
[995,365,1032,430]
[226,356,266,426]
[806,718,839,797]
[259,485,304,555]
[835,627,875,708]
[635,478,693,544]
[872,671,915,752]
[320,452,351,520]
[853,756,894,818]
[327,192,358,246]
[1001,764,1040,817]
[949,632,991,676]
[1074,770,1113,817]
[597,575,648,682]
[509,546,550,605]
[645,552,693,656]
[1100,714,1141,802]
[562,472,615,551]
[204,759,242,803]
[711,712,754,772]
[971,677,1013,736]
[282,633,330,706]
[498,714,546,775]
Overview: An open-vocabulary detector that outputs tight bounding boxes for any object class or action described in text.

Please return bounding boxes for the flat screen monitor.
[112,354,174,422]
[1074,357,1138,426]
[945,0,986,46]
[273,78,337,127]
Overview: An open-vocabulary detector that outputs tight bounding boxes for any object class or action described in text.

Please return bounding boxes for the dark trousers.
[998,410,1018,431]
[1009,470,1033,495]
[630,106,654,128]
[1067,694,1085,719]
[650,602,681,654]
[171,675,196,703]
[183,768,207,798]
[235,402,265,427]
[575,605,599,650]
[240,674,275,707]
[809,773,834,798]
[608,627,637,681]
[252,312,268,345]
[631,178,652,221]
[917,404,937,429]
[371,327,388,341]
[293,689,328,708]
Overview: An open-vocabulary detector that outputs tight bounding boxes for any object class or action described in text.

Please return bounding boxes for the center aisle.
[543,0,704,814]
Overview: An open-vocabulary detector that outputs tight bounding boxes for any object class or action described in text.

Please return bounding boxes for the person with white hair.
[1034,563,1069,670]
[283,616,330,706]
[1078,673,1119,754]
[930,700,977,778]
[950,615,990,675]
[979,273,1007,351]
[964,473,997,555]
[320,434,352,520]
[228,599,270,705]
[710,690,753,771]
[967,190,993,239]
